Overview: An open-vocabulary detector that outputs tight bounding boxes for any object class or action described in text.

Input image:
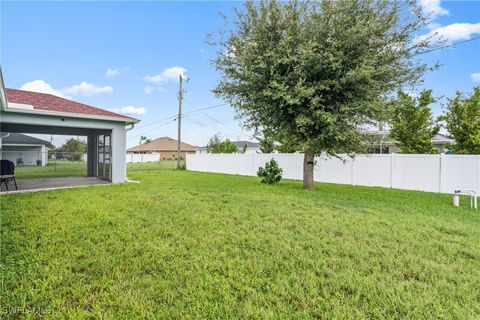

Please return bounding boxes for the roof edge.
[2,106,140,124]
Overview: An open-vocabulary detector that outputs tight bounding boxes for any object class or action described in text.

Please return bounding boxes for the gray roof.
[368,130,454,144]
[1,132,51,145]
[232,141,260,148]
[199,140,260,149]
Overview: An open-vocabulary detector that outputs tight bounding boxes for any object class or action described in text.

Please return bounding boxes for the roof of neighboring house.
[1,132,51,145]
[369,130,454,144]
[198,140,260,149]
[5,88,138,123]
[127,137,197,152]
[431,133,454,144]
[232,141,260,148]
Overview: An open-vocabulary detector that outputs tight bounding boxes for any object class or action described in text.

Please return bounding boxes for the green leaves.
[389,90,440,154]
[207,134,238,154]
[257,158,283,184]
[441,87,480,154]
[211,0,434,155]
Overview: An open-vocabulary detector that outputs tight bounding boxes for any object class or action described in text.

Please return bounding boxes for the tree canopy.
[389,90,440,154]
[58,138,87,161]
[211,0,435,189]
[440,86,480,154]
[207,134,238,154]
[139,136,152,145]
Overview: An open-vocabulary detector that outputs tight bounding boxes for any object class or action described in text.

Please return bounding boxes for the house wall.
[161,150,195,160]
[1,111,128,183]
[374,143,449,154]
[1,145,47,166]
[128,150,195,160]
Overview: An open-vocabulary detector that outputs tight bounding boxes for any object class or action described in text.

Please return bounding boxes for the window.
[370,146,389,154]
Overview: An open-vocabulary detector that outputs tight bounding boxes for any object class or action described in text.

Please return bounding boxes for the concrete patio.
[0,176,110,194]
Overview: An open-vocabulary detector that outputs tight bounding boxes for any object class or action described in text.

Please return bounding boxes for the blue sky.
[1,0,479,147]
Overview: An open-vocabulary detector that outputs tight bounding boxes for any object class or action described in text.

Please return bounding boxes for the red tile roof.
[5,88,136,122]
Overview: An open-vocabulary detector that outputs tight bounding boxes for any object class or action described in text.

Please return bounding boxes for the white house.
[368,130,454,154]
[0,132,50,166]
[0,68,139,183]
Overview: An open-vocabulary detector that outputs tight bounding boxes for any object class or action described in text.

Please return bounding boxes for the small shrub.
[257,159,283,184]
[36,160,42,166]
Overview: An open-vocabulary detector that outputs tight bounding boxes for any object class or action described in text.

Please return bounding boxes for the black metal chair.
[0,159,18,191]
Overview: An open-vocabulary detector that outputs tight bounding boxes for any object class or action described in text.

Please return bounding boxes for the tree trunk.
[303,148,315,190]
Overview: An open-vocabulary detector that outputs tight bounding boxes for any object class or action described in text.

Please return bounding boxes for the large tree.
[211,0,435,189]
[389,90,440,154]
[440,86,480,154]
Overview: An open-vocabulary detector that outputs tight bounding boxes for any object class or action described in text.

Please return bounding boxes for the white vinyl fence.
[186,153,480,194]
[126,153,161,163]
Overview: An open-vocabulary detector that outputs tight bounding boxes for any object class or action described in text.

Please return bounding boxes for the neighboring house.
[127,137,197,160]
[233,141,261,154]
[196,140,261,154]
[0,68,139,183]
[0,132,50,166]
[369,130,454,154]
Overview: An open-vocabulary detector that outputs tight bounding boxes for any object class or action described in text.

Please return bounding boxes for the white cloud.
[426,22,441,31]
[416,23,480,44]
[19,80,69,98]
[111,106,146,115]
[143,86,166,94]
[105,68,120,78]
[63,81,113,96]
[19,80,114,99]
[143,86,155,94]
[471,73,480,82]
[420,0,449,20]
[144,66,187,83]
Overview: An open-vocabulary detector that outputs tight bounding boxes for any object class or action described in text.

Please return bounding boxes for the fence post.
[390,153,395,189]
[439,153,446,193]
[351,157,355,186]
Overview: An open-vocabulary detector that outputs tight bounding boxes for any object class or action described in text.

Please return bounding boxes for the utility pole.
[176,74,183,169]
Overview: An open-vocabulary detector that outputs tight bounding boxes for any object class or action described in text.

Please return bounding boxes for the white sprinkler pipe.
[454,190,477,209]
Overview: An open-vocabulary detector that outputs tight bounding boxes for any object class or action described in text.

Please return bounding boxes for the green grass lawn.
[15,160,177,179]
[1,164,479,319]
[15,160,87,179]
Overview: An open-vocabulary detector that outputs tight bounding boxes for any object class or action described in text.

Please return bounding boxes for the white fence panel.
[126,153,161,163]
[393,155,440,192]
[315,156,353,185]
[186,153,480,194]
[443,155,480,194]
[352,155,392,188]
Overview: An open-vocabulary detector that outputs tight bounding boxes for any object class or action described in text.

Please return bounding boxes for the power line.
[128,118,177,141]
[131,103,228,131]
[183,103,229,116]
[183,116,218,132]
[132,114,178,131]
[415,35,480,56]
[128,103,229,141]
[184,99,251,138]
